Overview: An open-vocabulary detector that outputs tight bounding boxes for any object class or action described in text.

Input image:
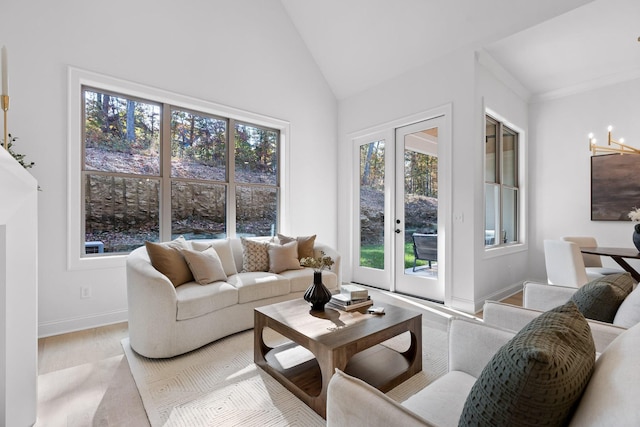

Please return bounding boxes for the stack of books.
[327,284,372,311]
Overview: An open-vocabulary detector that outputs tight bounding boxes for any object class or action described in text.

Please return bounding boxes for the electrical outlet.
[453,212,464,222]
[81,286,92,299]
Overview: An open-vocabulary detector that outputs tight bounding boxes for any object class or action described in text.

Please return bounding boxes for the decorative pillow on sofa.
[180,247,227,285]
[145,236,193,287]
[570,272,634,323]
[191,239,238,276]
[268,241,302,274]
[240,237,270,272]
[459,301,595,426]
[277,233,316,260]
[613,283,640,328]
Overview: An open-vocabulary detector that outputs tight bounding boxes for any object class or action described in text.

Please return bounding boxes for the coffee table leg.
[312,345,348,419]
[404,315,422,376]
[253,310,271,366]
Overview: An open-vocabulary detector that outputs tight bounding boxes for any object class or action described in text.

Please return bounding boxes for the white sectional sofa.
[327,308,640,426]
[126,236,340,358]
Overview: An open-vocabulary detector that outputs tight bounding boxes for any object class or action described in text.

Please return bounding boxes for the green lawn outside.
[359,242,428,270]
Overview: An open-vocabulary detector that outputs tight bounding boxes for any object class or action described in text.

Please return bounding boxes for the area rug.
[122,290,450,426]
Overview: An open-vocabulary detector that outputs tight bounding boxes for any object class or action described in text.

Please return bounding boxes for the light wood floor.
[36,322,149,426]
[35,291,523,426]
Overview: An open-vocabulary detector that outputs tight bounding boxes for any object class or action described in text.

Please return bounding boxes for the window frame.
[68,67,290,270]
[483,110,525,253]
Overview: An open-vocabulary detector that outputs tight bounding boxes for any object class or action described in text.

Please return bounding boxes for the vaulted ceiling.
[280,0,640,101]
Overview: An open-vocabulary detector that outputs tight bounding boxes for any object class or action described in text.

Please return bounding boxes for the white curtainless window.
[485,114,520,248]
[68,68,289,268]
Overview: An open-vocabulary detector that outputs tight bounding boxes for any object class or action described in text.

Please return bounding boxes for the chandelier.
[588,126,639,155]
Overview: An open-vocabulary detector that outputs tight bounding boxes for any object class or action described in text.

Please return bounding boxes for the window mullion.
[227,118,236,237]
[160,103,172,240]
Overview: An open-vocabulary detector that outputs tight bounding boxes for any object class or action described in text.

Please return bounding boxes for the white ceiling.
[280,0,640,101]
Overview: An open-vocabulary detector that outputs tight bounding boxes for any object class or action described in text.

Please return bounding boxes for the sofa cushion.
[570,273,634,323]
[240,237,270,272]
[613,283,640,328]
[175,282,239,321]
[226,272,290,304]
[403,371,476,427]
[191,239,238,276]
[277,233,316,260]
[279,269,338,293]
[459,301,595,426]
[569,322,640,426]
[268,241,302,274]
[145,236,193,287]
[181,247,227,285]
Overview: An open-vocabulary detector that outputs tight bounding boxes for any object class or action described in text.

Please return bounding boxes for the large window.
[485,114,519,248]
[81,87,280,256]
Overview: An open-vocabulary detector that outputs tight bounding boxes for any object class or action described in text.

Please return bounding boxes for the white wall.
[338,49,479,311]
[474,55,530,306]
[338,49,531,313]
[529,78,640,281]
[1,0,338,336]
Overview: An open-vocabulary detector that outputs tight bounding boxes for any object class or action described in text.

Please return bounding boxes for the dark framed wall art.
[591,153,640,221]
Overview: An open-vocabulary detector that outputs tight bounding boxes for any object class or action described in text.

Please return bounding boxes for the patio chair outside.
[412,233,437,271]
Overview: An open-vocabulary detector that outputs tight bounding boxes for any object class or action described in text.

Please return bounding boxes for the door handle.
[395,229,402,234]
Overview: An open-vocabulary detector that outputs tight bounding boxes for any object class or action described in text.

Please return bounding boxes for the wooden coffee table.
[254,299,422,418]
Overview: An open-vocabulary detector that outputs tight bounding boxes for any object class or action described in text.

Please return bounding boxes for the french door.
[394,119,444,302]
[351,111,449,303]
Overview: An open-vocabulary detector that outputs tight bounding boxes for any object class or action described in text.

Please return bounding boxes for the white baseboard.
[448,296,476,314]
[38,309,128,338]
[475,282,524,313]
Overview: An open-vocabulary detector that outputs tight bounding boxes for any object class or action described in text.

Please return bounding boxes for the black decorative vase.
[633,224,640,252]
[303,271,332,311]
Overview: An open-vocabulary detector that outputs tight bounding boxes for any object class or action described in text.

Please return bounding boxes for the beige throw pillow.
[145,236,193,287]
[180,247,228,285]
[277,233,316,260]
[241,238,270,272]
[268,241,302,274]
[191,239,238,276]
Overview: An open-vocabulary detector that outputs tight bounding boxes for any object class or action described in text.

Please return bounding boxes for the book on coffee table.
[327,294,373,311]
[340,284,368,299]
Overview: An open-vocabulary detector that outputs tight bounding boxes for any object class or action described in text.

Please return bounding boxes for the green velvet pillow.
[459,301,595,426]
[570,272,634,323]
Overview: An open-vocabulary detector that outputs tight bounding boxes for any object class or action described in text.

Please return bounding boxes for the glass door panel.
[395,119,444,302]
[351,133,392,290]
[359,140,386,270]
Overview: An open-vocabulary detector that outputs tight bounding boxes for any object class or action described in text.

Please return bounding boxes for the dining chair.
[562,236,625,276]
[543,239,604,287]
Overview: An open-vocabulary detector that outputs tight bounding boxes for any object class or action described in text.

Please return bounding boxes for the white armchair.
[327,314,640,426]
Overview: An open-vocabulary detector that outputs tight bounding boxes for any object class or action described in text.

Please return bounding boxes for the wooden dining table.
[580,247,640,282]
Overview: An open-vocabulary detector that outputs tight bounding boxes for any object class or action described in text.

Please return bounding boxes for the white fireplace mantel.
[0,147,38,426]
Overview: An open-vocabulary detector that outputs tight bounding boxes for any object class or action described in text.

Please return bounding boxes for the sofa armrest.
[327,369,434,427]
[523,280,576,311]
[314,242,341,285]
[587,319,627,352]
[482,300,626,353]
[483,300,544,332]
[126,246,180,358]
[448,317,514,378]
